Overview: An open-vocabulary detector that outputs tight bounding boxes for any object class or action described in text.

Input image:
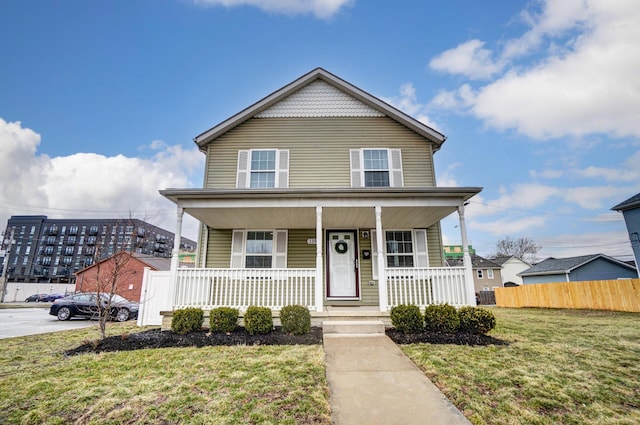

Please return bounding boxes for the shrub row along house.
[145,68,482,323]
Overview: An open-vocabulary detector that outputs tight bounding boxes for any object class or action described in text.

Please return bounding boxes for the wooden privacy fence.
[495,279,640,312]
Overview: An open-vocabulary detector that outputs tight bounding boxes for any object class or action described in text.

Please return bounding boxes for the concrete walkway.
[324,334,471,425]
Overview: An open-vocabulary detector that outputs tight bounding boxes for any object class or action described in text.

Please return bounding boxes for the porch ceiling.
[160,187,482,230]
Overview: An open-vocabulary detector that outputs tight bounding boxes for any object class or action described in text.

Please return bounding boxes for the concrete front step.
[322,320,386,335]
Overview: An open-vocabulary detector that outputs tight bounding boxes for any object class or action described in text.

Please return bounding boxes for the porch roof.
[160,187,481,229]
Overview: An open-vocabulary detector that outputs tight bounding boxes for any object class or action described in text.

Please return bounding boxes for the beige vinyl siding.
[204,117,436,189]
[287,229,316,268]
[427,223,445,267]
[356,232,378,305]
[206,229,233,268]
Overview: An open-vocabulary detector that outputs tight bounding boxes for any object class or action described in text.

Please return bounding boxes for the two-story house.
[158,68,481,318]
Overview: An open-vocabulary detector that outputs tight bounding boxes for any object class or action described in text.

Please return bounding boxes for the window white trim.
[236,149,289,189]
[477,269,484,279]
[487,269,494,279]
[230,229,288,268]
[350,148,403,188]
[371,228,427,279]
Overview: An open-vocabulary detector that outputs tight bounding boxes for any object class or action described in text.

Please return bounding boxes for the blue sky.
[1,0,638,262]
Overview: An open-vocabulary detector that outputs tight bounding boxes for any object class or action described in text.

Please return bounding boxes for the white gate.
[137,269,171,326]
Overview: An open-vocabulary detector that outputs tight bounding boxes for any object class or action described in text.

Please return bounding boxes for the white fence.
[137,269,171,326]
[174,268,316,311]
[386,267,469,308]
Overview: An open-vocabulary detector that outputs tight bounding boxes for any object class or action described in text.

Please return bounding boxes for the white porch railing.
[386,267,469,308]
[174,268,316,311]
[170,266,471,312]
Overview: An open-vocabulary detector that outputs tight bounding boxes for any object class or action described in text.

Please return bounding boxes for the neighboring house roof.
[518,254,636,277]
[130,252,171,271]
[490,255,530,267]
[194,67,447,151]
[75,251,171,276]
[446,255,502,269]
[611,192,640,212]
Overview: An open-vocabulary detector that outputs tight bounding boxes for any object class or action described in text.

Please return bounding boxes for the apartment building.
[0,215,196,285]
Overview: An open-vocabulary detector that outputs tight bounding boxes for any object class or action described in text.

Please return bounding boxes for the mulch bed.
[65,327,324,356]
[65,327,508,356]
[386,329,509,346]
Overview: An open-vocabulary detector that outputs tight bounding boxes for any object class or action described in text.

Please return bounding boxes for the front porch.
[145,187,482,328]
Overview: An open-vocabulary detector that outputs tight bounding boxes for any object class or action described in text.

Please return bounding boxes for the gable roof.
[519,254,636,276]
[195,67,446,151]
[611,192,640,212]
[75,251,171,276]
[491,255,531,267]
[446,255,502,269]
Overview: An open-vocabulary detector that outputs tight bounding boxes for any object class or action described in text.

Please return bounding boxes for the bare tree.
[83,217,140,339]
[493,236,541,263]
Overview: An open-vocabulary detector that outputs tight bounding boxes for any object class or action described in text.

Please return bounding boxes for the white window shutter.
[414,229,429,267]
[350,149,363,187]
[274,230,288,268]
[276,150,289,188]
[390,149,404,187]
[371,229,379,279]
[230,230,245,268]
[236,150,250,188]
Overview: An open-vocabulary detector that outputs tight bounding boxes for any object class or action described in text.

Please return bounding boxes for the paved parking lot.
[0,305,95,339]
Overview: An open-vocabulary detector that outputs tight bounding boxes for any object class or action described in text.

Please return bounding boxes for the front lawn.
[400,308,640,425]
[0,322,331,424]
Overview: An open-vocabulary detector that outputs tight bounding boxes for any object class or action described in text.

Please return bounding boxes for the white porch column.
[375,206,387,311]
[168,206,184,310]
[458,204,477,306]
[315,206,324,312]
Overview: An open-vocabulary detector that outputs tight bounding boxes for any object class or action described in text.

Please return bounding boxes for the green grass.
[400,308,640,425]
[0,323,331,424]
[2,308,639,424]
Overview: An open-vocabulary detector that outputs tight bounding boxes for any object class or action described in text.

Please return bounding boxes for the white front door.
[326,230,359,298]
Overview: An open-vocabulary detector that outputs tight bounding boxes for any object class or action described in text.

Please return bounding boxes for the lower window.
[245,231,273,268]
[385,231,414,267]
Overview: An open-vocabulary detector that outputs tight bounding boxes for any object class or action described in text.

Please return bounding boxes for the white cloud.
[536,230,633,260]
[381,83,441,132]
[0,119,204,240]
[577,150,640,182]
[471,216,547,235]
[192,0,352,18]
[429,39,504,80]
[430,0,640,140]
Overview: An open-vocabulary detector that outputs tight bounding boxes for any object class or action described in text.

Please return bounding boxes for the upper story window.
[487,269,494,279]
[350,148,403,188]
[364,150,390,187]
[477,269,484,279]
[236,149,289,189]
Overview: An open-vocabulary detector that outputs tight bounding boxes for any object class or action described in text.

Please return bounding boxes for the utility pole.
[0,227,15,302]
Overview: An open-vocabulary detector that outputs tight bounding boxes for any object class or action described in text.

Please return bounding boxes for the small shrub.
[459,306,496,335]
[390,304,423,333]
[210,307,239,333]
[171,308,204,334]
[280,305,312,335]
[244,306,273,335]
[424,304,460,334]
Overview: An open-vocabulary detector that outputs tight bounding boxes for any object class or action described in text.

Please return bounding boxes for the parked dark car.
[49,293,139,322]
[43,293,65,302]
[25,294,48,302]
